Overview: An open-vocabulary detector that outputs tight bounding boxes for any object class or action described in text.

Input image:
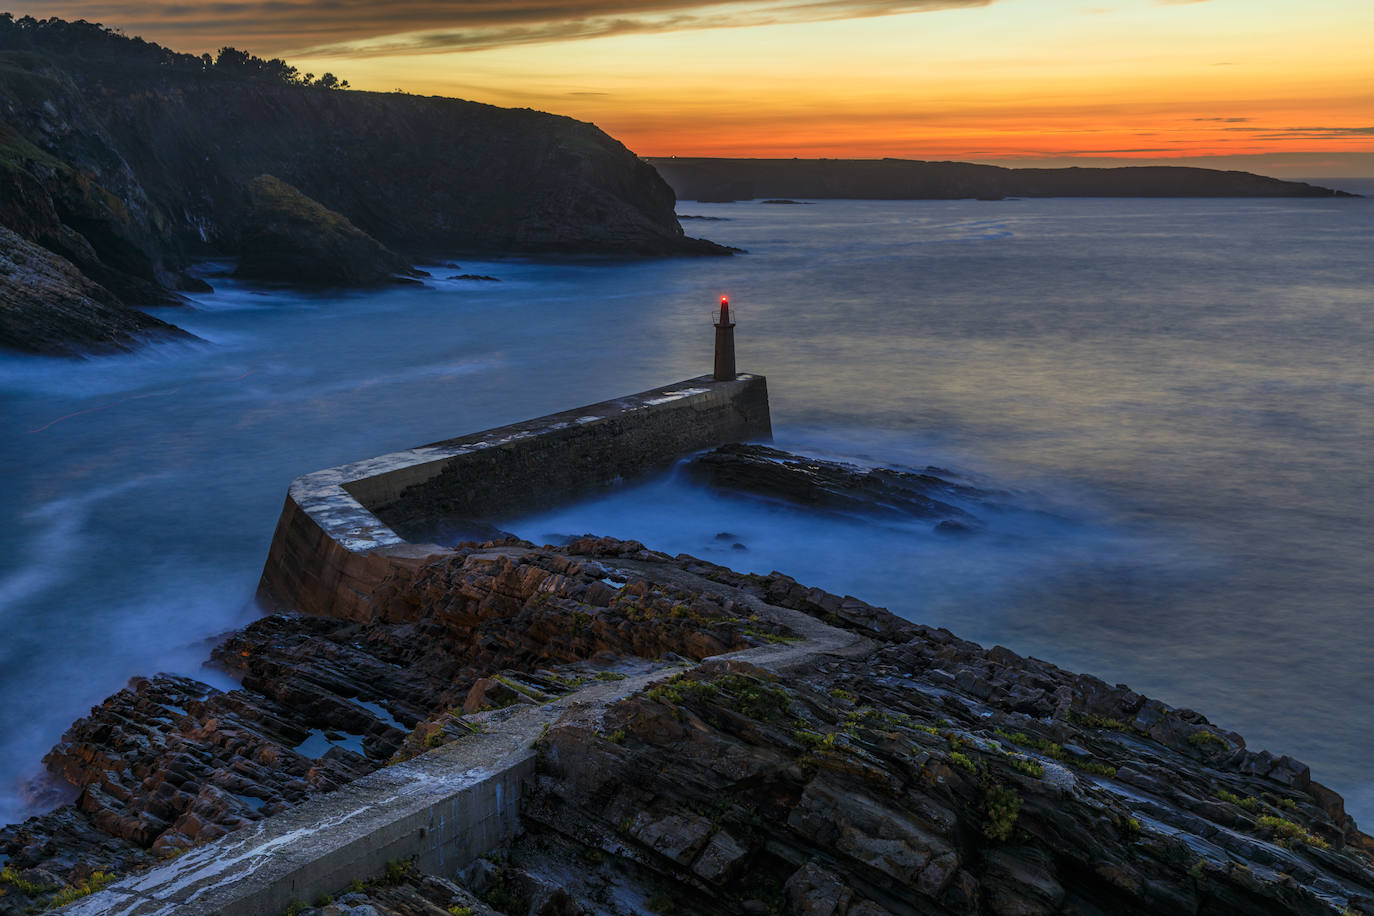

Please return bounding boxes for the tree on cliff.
[0,15,349,89]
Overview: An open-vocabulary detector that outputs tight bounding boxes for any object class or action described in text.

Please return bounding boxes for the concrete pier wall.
[61,705,543,916]
[257,373,770,622]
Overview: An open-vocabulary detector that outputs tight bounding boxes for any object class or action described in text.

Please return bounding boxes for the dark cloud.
[1221,126,1374,139]
[1059,147,1175,154]
[1192,117,1252,123]
[29,0,993,55]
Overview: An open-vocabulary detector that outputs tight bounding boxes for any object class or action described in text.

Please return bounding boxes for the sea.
[1,180,1371,829]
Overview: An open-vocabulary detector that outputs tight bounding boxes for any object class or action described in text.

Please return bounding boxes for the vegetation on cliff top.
[0,13,348,89]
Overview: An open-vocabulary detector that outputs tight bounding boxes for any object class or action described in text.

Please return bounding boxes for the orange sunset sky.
[26,0,1374,175]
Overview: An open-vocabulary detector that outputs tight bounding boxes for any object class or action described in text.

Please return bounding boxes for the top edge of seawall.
[288,373,766,503]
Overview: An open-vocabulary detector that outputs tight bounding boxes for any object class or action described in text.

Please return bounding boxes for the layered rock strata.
[4,536,1374,914]
[0,224,189,355]
[0,539,789,913]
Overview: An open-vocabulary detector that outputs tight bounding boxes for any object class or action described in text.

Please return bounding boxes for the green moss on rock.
[236,175,420,286]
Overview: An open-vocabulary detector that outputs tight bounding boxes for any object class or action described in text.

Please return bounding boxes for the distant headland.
[646,157,1359,202]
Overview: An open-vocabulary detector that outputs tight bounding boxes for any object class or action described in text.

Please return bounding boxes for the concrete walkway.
[65,554,871,914]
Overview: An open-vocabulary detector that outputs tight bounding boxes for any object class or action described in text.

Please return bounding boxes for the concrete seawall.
[257,373,770,622]
[57,665,633,916]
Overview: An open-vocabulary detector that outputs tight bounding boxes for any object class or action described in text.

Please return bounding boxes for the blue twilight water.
[1,194,1372,828]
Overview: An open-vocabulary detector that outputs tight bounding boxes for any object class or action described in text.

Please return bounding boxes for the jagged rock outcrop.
[523,652,1368,914]
[689,443,999,533]
[4,535,1372,914]
[648,158,1360,202]
[0,539,786,912]
[508,540,1374,916]
[236,175,422,286]
[0,224,188,354]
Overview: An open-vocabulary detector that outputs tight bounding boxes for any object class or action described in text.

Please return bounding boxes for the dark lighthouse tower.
[713,296,736,381]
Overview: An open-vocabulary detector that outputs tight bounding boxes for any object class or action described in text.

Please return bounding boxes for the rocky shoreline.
[0,225,192,356]
[3,533,1373,914]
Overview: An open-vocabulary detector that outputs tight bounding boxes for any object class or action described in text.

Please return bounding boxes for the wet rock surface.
[4,536,1373,914]
[486,540,1374,915]
[688,443,1000,532]
[0,225,190,356]
[0,538,786,913]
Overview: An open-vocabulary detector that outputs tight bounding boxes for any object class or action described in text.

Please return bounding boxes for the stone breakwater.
[257,374,771,622]
[4,534,1373,914]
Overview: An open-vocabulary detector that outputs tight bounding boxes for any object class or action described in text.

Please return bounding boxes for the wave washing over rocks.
[3,522,1373,914]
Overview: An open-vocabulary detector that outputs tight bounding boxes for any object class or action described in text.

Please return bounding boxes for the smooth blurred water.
[1,196,1371,827]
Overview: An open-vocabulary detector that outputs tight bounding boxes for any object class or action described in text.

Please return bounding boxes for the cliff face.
[0,21,722,353]
[0,56,715,277]
[72,72,714,260]
[0,224,188,354]
[648,157,1359,202]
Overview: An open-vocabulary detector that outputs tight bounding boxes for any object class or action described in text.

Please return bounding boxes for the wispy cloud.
[34,0,993,55]
[308,0,995,57]
[1221,125,1374,139]
[1193,117,1252,123]
[1058,147,1175,153]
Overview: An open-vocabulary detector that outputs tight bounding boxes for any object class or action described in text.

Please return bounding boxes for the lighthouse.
[713,295,736,381]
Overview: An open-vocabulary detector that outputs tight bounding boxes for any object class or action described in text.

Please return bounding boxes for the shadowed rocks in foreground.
[3,536,1373,915]
[0,539,786,911]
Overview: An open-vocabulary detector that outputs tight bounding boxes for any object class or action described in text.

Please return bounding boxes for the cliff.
[0,224,189,354]
[647,157,1359,202]
[0,16,723,354]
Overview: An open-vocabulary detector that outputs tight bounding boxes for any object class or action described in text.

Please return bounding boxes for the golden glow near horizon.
[30,0,1374,175]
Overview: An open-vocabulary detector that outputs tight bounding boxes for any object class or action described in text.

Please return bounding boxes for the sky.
[27,0,1374,175]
